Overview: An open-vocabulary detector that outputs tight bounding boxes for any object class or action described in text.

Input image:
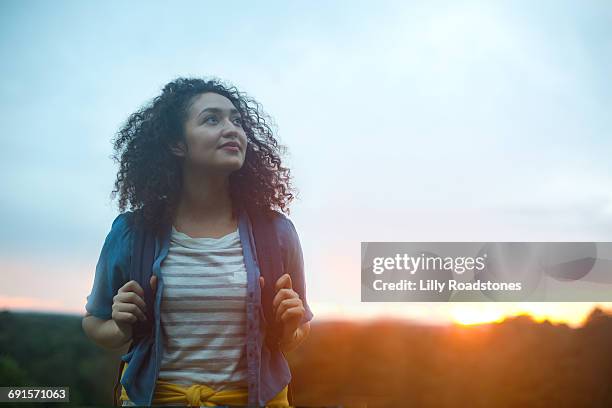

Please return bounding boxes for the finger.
[114,292,147,316]
[150,275,158,296]
[280,305,305,324]
[259,276,264,289]
[113,311,139,325]
[274,274,292,292]
[275,298,301,322]
[275,298,303,322]
[113,302,147,322]
[119,280,145,298]
[114,300,147,321]
[111,311,138,324]
[273,288,298,310]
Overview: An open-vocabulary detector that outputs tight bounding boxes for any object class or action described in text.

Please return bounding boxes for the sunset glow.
[1,295,610,328]
[449,303,607,327]
[0,296,78,314]
[450,306,506,326]
[308,301,612,328]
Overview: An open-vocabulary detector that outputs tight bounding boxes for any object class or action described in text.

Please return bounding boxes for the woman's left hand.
[259,274,305,343]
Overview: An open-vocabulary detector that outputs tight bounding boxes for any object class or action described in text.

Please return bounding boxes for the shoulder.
[109,211,137,238]
[111,211,133,229]
[102,211,139,261]
[268,210,300,246]
[246,208,303,261]
[267,211,303,267]
[248,208,302,256]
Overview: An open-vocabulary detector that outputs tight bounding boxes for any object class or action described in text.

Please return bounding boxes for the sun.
[450,306,506,326]
[448,303,610,328]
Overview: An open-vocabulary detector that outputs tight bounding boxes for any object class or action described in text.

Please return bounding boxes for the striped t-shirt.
[157,225,248,391]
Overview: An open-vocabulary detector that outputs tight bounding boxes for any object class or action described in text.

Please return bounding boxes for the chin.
[218,160,245,173]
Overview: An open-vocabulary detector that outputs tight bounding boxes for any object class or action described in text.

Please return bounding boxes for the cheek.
[188,132,217,151]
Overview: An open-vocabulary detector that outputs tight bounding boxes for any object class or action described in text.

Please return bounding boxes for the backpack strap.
[249,210,295,406]
[130,218,155,344]
[130,220,157,342]
[113,214,157,406]
[248,209,285,351]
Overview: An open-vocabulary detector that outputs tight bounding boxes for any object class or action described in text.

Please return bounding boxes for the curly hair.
[111,76,294,232]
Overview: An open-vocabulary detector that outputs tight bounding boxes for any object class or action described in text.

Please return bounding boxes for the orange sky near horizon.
[2,252,610,329]
[2,296,610,329]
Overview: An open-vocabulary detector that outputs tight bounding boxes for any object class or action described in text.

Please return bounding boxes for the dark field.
[1,309,611,407]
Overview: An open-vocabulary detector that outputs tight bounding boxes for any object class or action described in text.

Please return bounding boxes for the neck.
[175,165,234,223]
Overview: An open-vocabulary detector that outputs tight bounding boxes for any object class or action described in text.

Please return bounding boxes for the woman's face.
[176,92,248,173]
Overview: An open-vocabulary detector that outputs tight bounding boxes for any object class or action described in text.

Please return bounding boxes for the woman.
[82,77,314,407]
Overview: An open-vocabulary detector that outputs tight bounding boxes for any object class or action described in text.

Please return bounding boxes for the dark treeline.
[0,311,122,408]
[1,309,611,407]
[289,308,612,407]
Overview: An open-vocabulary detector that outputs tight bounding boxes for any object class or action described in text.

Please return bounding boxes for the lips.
[219,141,240,149]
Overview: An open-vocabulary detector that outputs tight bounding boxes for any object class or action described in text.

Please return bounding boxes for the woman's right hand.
[112,276,158,341]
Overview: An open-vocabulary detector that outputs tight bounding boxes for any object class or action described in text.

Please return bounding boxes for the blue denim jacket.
[85,210,313,406]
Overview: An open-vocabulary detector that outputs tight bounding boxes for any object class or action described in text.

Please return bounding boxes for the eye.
[203,115,219,125]
[232,117,243,127]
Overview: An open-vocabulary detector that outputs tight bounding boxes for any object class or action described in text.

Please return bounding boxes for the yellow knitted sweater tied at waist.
[119,363,289,407]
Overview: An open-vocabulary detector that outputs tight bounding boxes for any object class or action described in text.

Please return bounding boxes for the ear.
[170,142,187,157]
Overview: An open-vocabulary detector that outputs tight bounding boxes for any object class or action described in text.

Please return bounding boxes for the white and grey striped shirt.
[157,226,248,391]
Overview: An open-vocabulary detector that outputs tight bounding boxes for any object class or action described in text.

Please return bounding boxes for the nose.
[220,117,242,138]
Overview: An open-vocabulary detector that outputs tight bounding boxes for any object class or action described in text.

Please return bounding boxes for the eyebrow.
[198,107,240,118]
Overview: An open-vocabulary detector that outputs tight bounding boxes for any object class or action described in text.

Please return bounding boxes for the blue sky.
[1,0,611,322]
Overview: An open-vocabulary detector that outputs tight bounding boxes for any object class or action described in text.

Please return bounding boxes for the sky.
[1,0,611,326]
